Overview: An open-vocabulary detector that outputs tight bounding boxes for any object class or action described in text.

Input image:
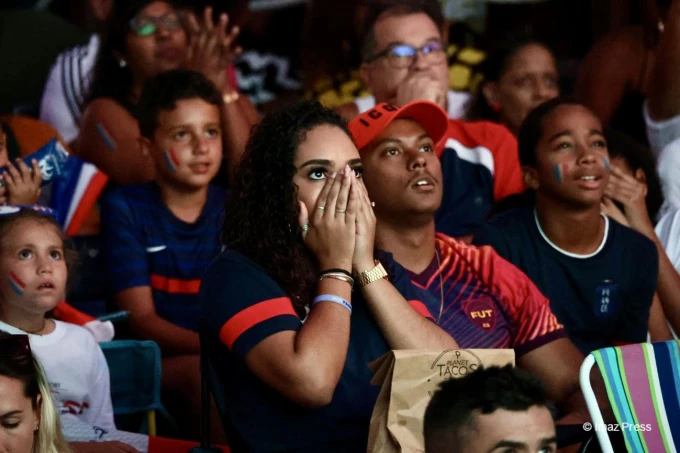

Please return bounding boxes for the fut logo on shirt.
[595,280,619,319]
[463,298,497,330]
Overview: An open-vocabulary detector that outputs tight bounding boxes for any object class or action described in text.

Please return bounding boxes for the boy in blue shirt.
[100,69,227,440]
[474,98,671,354]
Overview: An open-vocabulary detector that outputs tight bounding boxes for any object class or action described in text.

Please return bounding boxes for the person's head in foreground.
[518,98,610,212]
[224,100,363,314]
[136,69,224,192]
[467,36,559,135]
[348,101,449,226]
[424,365,556,453]
[0,333,71,453]
[359,0,449,108]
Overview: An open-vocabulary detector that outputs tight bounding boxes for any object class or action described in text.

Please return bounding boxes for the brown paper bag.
[367,349,515,453]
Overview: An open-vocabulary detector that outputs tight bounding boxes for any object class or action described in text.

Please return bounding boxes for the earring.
[491,103,501,113]
[119,59,127,68]
[659,20,665,33]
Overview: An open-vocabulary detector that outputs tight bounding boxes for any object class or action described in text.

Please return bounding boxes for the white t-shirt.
[39,34,100,144]
[0,320,149,452]
[354,90,471,119]
[655,209,680,339]
[643,101,680,157]
[655,138,680,218]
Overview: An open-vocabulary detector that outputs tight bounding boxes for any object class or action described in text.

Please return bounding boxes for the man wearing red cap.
[349,100,593,429]
[343,0,524,239]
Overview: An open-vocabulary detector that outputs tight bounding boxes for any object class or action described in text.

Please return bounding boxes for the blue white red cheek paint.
[603,156,611,172]
[553,163,568,184]
[95,122,117,151]
[163,148,179,173]
[9,271,25,296]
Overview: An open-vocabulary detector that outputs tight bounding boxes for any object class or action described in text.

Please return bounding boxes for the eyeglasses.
[0,205,57,219]
[366,41,446,69]
[129,13,182,37]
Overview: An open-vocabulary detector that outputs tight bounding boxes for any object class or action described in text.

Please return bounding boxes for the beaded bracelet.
[313,294,352,314]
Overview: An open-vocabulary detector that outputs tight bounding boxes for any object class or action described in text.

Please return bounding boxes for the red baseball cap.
[348,101,449,153]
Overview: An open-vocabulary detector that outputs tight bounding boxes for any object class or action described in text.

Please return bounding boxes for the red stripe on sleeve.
[150,275,202,294]
[219,297,298,349]
[409,300,434,320]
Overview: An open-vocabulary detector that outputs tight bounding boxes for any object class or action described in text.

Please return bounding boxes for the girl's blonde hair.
[0,332,71,453]
[33,358,72,453]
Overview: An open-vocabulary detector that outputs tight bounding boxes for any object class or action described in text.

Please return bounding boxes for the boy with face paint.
[99,70,227,440]
[474,98,671,355]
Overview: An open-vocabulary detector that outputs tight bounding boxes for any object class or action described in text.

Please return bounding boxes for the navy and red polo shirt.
[100,182,226,332]
[199,249,433,452]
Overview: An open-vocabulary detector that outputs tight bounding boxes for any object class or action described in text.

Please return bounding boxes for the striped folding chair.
[579,341,680,453]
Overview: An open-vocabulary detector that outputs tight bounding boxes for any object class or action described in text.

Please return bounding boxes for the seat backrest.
[591,341,680,452]
[100,340,163,415]
[199,333,248,452]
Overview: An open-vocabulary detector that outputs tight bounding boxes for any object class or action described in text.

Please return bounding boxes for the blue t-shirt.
[199,249,434,453]
[100,182,226,332]
[473,207,658,354]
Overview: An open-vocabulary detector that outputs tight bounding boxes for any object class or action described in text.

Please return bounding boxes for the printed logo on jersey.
[595,280,619,319]
[463,298,497,330]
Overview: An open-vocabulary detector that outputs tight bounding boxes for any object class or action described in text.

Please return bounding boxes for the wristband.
[313,294,352,314]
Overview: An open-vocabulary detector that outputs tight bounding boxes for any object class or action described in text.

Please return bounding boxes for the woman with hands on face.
[199,101,457,453]
[600,141,680,337]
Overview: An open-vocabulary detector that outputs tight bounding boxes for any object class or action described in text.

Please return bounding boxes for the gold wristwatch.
[355,260,388,287]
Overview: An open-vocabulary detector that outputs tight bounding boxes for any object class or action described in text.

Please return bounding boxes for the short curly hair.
[223,101,350,314]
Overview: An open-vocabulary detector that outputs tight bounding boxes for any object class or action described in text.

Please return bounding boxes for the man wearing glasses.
[343,0,525,240]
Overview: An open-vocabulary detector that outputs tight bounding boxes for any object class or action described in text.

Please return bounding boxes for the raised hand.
[298,164,358,272]
[393,73,447,109]
[603,166,654,236]
[184,7,242,91]
[352,178,377,273]
[2,159,41,205]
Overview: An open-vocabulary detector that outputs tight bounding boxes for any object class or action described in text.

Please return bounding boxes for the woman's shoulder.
[204,249,274,285]
[83,98,136,123]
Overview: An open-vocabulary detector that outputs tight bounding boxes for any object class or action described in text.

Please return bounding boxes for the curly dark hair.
[224,101,351,315]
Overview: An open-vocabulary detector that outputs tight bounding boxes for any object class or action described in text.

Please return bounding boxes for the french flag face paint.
[9,271,26,296]
[603,156,611,172]
[163,148,180,173]
[553,163,568,184]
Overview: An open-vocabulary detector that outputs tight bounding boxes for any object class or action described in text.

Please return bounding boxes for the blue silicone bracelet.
[313,294,352,314]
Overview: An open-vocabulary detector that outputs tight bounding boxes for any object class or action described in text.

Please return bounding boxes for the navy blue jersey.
[473,207,658,354]
[100,182,226,331]
[199,249,434,452]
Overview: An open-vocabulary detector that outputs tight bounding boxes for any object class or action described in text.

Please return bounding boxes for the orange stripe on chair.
[150,275,202,294]
[53,301,96,325]
[409,300,434,320]
[220,297,297,349]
